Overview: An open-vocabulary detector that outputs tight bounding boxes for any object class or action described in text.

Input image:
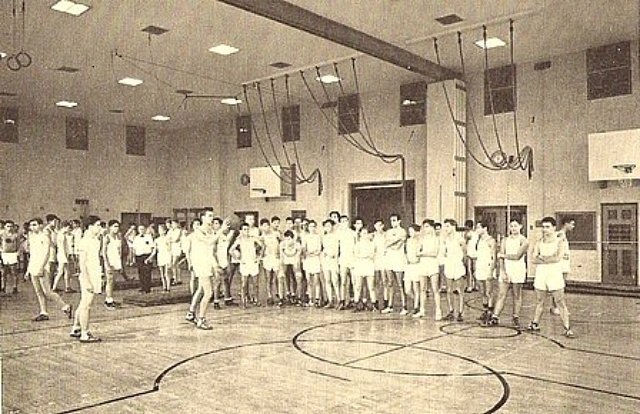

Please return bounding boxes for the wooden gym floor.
[1,277,639,414]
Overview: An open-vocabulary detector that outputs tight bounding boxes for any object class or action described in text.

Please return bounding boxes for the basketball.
[225,213,242,231]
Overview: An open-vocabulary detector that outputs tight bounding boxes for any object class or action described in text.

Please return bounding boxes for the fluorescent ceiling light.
[56,100,78,108]
[315,74,340,84]
[474,37,506,49]
[51,0,90,16]
[118,77,143,86]
[208,44,239,55]
[4,119,16,125]
[0,52,6,59]
[221,97,242,105]
[152,115,170,121]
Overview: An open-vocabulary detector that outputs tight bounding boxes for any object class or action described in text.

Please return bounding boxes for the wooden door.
[602,204,638,285]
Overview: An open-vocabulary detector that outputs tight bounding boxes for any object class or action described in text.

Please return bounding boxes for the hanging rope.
[270,78,294,169]
[483,25,508,159]
[509,19,525,169]
[256,82,286,168]
[285,74,311,181]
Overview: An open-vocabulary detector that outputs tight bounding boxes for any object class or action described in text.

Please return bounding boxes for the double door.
[602,204,638,285]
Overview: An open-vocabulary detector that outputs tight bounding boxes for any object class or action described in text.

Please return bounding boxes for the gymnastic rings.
[6,51,32,71]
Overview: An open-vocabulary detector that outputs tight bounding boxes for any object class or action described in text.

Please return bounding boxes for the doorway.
[602,203,638,285]
[350,180,415,228]
[475,205,527,239]
[120,212,152,227]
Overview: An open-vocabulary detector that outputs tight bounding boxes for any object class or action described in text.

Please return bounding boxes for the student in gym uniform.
[352,226,376,312]
[337,215,357,310]
[382,213,407,315]
[168,219,183,286]
[372,219,387,311]
[27,218,73,322]
[405,224,423,316]
[52,221,73,293]
[43,214,59,287]
[183,219,201,296]
[474,221,496,324]
[551,217,575,315]
[321,219,340,308]
[418,219,442,320]
[283,217,297,302]
[230,222,262,308]
[528,217,575,338]
[102,220,125,310]
[153,224,172,292]
[124,224,137,267]
[441,219,467,322]
[464,219,479,293]
[302,220,323,307]
[260,217,281,306]
[278,229,302,307]
[488,219,529,328]
[69,216,103,343]
[1,220,20,294]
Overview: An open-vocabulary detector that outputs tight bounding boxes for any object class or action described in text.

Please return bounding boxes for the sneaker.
[266,298,274,306]
[277,300,283,308]
[464,287,473,293]
[323,301,332,309]
[456,313,464,322]
[527,322,540,332]
[412,311,425,319]
[104,302,117,311]
[79,333,102,343]
[213,303,221,310]
[69,329,81,338]
[550,307,560,315]
[33,313,49,322]
[336,302,344,311]
[488,315,499,326]
[381,307,393,314]
[185,311,195,323]
[512,316,520,328]
[63,304,73,319]
[564,328,576,338]
[445,311,455,321]
[399,308,408,316]
[196,318,213,330]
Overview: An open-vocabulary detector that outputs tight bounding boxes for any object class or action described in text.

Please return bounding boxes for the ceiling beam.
[217,0,461,82]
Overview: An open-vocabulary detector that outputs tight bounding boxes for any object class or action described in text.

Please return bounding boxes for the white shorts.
[1,252,18,266]
[240,262,259,277]
[373,256,386,272]
[80,267,103,294]
[353,259,374,278]
[404,262,423,282]
[57,252,68,265]
[533,264,565,291]
[303,256,322,274]
[561,259,570,274]
[157,252,171,267]
[321,256,338,273]
[171,244,182,257]
[384,250,406,272]
[192,260,216,278]
[444,258,466,280]
[475,259,494,281]
[419,257,439,276]
[338,255,354,269]
[262,256,280,272]
[503,260,526,284]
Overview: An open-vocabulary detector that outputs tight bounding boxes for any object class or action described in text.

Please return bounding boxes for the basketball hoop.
[612,164,636,188]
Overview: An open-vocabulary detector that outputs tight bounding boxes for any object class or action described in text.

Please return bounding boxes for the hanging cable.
[456,31,495,162]
[509,19,525,169]
[255,81,285,168]
[483,25,508,160]
[240,85,293,184]
[284,75,311,181]
[434,37,502,171]
[270,78,294,169]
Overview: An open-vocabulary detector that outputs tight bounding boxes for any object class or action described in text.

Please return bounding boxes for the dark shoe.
[63,304,73,319]
[456,313,464,322]
[12,287,18,294]
[213,302,221,310]
[33,313,50,322]
[185,311,196,323]
[69,329,81,338]
[527,322,540,332]
[104,302,117,311]
[512,316,520,328]
[445,311,455,322]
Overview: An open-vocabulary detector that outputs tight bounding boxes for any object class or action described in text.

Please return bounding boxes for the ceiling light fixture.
[152,115,170,121]
[56,100,78,108]
[474,37,506,49]
[0,52,7,59]
[51,0,90,16]
[118,77,143,86]
[221,97,242,105]
[208,44,240,55]
[315,75,341,84]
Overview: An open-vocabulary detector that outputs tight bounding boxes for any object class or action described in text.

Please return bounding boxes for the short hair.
[509,218,521,225]
[87,216,102,226]
[191,219,201,228]
[45,214,58,222]
[541,216,557,227]
[354,217,364,224]
[285,217,294,222]
[271,216,280,222]
[422,219,435,227]
[476,221,487,229]
[4,220,14,226]
[434,222,442,229]
[283,230,294,238]
[308,220,317,226]
[200,207,214,219]
[560,216,575,226]
[60,220,71,228]
[464,219,474,228]
[29,217,43,225]
[212,217,223,225]
[322,219,334,227]
[374,218,383,225]
[444,218,457,227]
[389,213,401,220]
[240,222,249,229]
[108,219,120,227]
[410,224,421,232]
[260,218,270,226]
[329,210,340,217]
[339,215,349,221]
